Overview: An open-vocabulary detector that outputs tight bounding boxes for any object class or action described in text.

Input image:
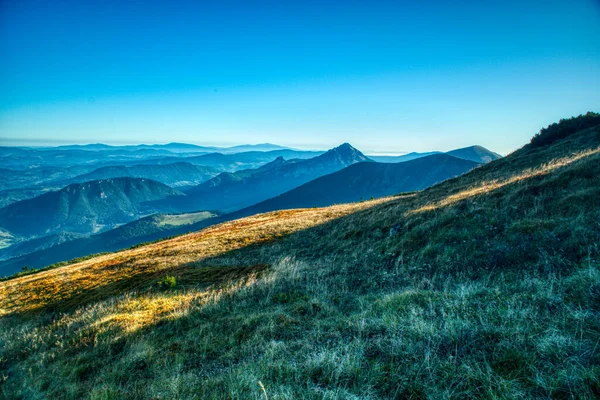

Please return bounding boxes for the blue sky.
[0,0,599,154]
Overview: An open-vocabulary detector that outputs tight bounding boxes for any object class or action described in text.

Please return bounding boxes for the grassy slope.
[1,125,599,398]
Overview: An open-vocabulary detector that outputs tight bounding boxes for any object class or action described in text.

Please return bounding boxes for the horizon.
[0,138,504,157]
[1,1,599,155]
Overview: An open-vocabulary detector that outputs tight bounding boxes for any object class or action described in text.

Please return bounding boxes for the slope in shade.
[368,145,501,164]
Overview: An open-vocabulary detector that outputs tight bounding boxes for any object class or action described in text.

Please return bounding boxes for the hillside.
[0,177,182,237]
[233,154,479,216]
[155,143,371,213]
[0,118,599,398]
[66,162,219,188]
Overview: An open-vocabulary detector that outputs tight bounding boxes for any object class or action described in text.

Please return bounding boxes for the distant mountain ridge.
[0,177,182,237]
[231,153,480,218]
[64,162,219,188]
[368,145,501,164]
[52,142,291,154]
[152,143,371,213]
[138,149,323,171]
[446,146,502,163]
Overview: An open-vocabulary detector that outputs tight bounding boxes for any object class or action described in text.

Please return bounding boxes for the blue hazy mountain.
[230,154,480,218]
[151,143,371,213]
[0,177,183,238]
[368,145,501,164]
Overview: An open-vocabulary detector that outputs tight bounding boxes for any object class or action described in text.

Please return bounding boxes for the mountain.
[220,143,292,153]
[446,145,502,163]
[65,162,219,188]
[0,157,307,269]
[154,143,371,213]
[232,154,479,216]
[0,147,174,168]
[369,145,501,164]
[0,177,182,237]
[54,143,122,151]
[140,143,218,153]
[2,116,598,398]
[53,142,292,154]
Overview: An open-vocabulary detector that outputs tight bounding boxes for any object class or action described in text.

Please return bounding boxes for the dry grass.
[0,200,391,317]
[408,146,600,215]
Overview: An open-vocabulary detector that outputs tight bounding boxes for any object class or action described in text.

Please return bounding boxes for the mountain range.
[151,143,370,213]
[231,153,480,217]
[0,148,480,274]
[0,142,502,273]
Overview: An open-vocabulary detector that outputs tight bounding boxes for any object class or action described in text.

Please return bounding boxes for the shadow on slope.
[3,124,599,318]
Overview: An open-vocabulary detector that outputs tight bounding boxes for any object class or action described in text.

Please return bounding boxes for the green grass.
[157,211,216,227]
[0,118,599,399]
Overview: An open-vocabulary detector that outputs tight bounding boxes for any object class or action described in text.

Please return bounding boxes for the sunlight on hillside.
[90,273,261,335]
[409,146,600,215]
[0,200,392,317]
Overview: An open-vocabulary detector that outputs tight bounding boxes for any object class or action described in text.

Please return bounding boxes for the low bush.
[156,275,177,290]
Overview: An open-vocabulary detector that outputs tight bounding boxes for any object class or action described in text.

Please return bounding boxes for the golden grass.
[408,146,600,215]
[0,199,392,317]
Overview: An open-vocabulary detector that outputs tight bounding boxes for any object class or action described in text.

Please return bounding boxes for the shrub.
[157,275,177,290]
[530,111,600,148]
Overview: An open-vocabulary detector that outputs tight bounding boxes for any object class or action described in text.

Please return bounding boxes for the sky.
[0,0,599,155]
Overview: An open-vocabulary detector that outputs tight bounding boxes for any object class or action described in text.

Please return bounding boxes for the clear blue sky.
[1,0,599,154]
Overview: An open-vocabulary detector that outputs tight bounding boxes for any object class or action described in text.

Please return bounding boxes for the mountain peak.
[321,143,370,164]
[446,145,502,163]
[333,142,355,151]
